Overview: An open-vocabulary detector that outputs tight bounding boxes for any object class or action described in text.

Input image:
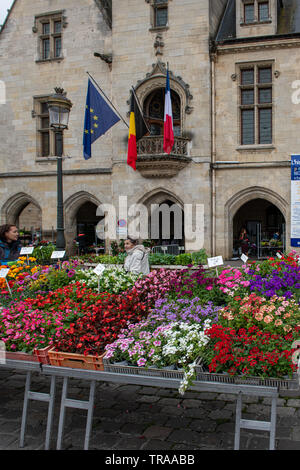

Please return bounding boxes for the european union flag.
[83,79,120,160]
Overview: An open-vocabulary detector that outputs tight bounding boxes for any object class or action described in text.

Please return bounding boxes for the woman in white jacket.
[124,238,150,275]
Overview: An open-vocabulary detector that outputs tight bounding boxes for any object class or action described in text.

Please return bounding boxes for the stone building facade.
[0,0,299,259]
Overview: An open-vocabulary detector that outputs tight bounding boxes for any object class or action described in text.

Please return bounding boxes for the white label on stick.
[51,251,65,259]
[20,247,34,255]
[207,256,223,268]
[0,269,10,279]
[93,264,106,276]
[241,254,248,263]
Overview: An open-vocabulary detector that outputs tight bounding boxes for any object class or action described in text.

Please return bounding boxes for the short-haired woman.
[0,224,21,265]
[124,237,150,275]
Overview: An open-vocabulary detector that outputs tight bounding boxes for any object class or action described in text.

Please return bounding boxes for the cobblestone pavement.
[1,369,300,451]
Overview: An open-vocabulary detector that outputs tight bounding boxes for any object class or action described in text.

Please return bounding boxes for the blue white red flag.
[163,69,174,154]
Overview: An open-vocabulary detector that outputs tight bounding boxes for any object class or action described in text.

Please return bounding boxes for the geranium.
[216,267,250,297]
[219,293,300,334]
[203,323,300,379]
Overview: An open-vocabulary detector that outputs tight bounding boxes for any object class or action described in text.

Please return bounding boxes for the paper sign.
[93,264,106,276]
[276,252,283,259]
[0,269,10,279]
[241,254,248,263]
[20,247,34,255]
[51,251,65,259]
[207,256,223,268]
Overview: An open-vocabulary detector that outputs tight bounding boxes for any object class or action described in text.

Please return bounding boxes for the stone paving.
[1,368,300,451]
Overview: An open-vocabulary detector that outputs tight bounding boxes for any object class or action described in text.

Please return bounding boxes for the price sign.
[93,264,106,277]
[93,264,106,294]
[241,253,248,263]
[51,251,65,259]
[20,247,34,255]
[207,256,223,268]
[0,269,10,279]
[276,252,283,259]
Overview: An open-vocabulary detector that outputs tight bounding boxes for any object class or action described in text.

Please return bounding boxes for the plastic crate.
[5,351,39,363]
[103,355,189,379]
[194,370,300,391]
[48,348,105,371]
[33,345,52,365]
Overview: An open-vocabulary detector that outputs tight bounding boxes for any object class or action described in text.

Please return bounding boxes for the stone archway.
[138,188,185,248]
[1,192,42,226]
[64,191,102,254]
[225,186,288,259]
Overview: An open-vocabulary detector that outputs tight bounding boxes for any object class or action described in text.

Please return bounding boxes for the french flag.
[163,69,174,154]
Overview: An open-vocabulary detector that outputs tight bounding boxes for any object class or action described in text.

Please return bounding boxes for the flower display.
[52,291,147,356]
[73,266,141,294]
[104,317,211,394]
[203,323,299,379]
[219,293,300,334]
[0,251,299,390]
[148,297,221,328]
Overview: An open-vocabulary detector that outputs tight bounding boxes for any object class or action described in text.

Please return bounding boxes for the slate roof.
[216,0,300,43]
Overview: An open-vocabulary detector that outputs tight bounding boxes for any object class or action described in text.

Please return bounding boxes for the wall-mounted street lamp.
[47,87,73,251]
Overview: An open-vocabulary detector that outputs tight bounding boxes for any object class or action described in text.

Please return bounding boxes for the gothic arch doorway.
[76,201,104,247]
[232,199,286,258]
[64,191,103,254]
[139,189,185,252]
[1,193,42,244]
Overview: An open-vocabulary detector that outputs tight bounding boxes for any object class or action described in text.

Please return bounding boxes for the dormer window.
[147,0,169,30]
[242,0,270,25]
[258,2,269,22]
[244,3,255,24]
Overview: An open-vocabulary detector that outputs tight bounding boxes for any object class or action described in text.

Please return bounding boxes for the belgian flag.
[127,90,148,171]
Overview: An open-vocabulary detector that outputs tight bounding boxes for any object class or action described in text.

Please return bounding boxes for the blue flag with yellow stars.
[83,79,120,160]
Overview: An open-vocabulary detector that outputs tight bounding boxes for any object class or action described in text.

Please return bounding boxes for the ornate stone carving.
[131,60,193,116]
[154,34,164,56]
[136,136,191,178]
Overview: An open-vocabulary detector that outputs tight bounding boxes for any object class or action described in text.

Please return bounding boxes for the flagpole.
[131,86,151,134]
[86,71,129,128]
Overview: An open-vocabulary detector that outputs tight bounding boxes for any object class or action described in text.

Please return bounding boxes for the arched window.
[143,88,181,137]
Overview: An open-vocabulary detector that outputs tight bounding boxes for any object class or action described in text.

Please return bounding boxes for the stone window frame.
[32,10,67,63]
[236,60,275,149]
[240,0,271,25]
[145,0,171,32]
[33,95,64,161]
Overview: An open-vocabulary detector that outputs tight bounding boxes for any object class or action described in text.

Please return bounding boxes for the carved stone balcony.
[136,136,191,178]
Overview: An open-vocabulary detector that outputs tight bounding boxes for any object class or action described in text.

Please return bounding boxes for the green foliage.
[149,253,176,265]
[174,253,192,265]
[46,269,72,290]
[191,249,208,265]
[32,243,55,262]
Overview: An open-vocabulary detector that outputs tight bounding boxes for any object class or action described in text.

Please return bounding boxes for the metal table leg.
[234,390,278,450]
[57,377,96,450]
[20,371,56,450]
